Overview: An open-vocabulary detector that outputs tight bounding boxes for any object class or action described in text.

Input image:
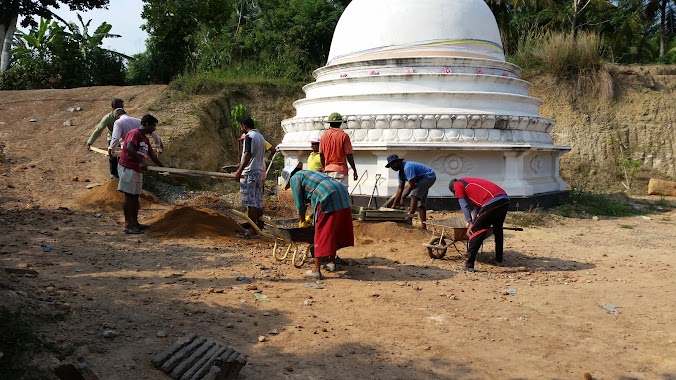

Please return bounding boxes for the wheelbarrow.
[264,218,315,268]
[228,210,315,267]
[424,218,523,259]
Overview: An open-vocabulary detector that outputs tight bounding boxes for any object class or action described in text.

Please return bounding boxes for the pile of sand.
[264,189,299,218]
[145,206,244,239]
[76,180,160,211]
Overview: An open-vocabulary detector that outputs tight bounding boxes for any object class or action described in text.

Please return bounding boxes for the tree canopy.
[2,0,676,89]
[1,0,110,72]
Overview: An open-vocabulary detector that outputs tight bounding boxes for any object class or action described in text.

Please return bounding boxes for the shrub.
[533,31,603,80]
[509,31,613,101]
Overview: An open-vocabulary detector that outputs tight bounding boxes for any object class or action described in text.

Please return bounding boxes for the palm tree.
[645,0,676,61]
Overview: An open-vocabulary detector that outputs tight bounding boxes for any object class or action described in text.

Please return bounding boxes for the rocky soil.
[1,79,676,380]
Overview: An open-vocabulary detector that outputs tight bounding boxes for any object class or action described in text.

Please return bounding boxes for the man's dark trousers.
[466,198,509,268]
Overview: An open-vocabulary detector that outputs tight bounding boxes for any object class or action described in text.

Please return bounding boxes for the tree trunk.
[659,0,667,61]
[571,0,578,38]
[1,12,19,73]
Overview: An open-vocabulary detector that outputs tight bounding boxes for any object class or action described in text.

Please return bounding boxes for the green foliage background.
[1,0,675,88]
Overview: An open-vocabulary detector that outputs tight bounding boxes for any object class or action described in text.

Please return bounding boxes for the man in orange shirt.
[319,112,358,187]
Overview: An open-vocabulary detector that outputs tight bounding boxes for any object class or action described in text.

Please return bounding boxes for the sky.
[20,0,148,56]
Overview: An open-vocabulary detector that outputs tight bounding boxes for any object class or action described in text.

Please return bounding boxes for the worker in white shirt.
[108,108,163,157]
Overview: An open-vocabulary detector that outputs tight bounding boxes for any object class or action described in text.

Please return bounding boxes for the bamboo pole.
[88,147,234,179]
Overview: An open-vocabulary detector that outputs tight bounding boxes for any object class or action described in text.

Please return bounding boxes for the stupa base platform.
[349,191,569,212]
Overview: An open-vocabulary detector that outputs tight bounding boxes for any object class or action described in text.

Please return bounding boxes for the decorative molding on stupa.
[282,114,554,133]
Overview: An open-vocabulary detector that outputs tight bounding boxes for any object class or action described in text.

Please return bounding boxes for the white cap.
[281,165,297,185]
[281,163,303,188]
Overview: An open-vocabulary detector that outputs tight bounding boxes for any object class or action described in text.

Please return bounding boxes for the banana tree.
[60,13,132,61]
[11,18,68,62]
[1,0,109,73]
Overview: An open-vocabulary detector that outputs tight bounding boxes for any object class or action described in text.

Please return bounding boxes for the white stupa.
[278,0,569,208]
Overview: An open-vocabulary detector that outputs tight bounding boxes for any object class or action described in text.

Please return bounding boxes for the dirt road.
[1,87,676,379]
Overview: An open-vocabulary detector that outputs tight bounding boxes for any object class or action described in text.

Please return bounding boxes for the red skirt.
[314,205,354,258]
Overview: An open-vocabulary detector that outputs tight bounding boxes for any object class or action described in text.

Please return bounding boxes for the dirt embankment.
[196,67,676,193]
[0,66,674,193]
[532,65,676,192]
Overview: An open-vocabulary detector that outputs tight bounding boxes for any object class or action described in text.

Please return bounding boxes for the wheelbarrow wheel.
[272,240,295,261]
[426,236,448,259]
[293,244,313,268]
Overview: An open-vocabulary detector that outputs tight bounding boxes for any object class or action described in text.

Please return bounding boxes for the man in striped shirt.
[283,165,354,279]
[450,177,510,272]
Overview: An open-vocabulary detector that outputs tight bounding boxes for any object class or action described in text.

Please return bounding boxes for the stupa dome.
[278,0,569,203]
[328,0,505,65]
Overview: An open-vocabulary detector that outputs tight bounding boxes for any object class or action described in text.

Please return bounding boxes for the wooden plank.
[89,146,119,157]
[226,355,248,380]
[179,344,223,380]
[152,333,198,367]
[160,337,206,373]
[203,366,221,380]
[362,210,410,216]
[219,351,240,379]
[146,165,235,179]
[187,346,230,380]
[90,146,235,179]
[361,214,414,220]
[169,340,215,380]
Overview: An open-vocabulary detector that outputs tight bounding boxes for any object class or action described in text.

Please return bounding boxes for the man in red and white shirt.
[117,114,164,234]
[450,177,510,271]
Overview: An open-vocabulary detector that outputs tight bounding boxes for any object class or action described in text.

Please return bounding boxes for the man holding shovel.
[449,177,510,272]
[385,155,436,229]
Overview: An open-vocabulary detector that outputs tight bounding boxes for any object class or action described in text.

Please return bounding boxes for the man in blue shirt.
[385,154,436,229]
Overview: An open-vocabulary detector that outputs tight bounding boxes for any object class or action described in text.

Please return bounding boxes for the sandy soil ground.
[2,88,676,380]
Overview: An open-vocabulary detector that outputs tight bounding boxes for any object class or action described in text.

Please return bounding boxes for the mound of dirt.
[145,206,244,239]
[76,180,160,211]
[353,221,429,242]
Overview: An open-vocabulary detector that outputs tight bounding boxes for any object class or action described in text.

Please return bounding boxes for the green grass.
[552,190,675,219]
[655,197,676,208]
